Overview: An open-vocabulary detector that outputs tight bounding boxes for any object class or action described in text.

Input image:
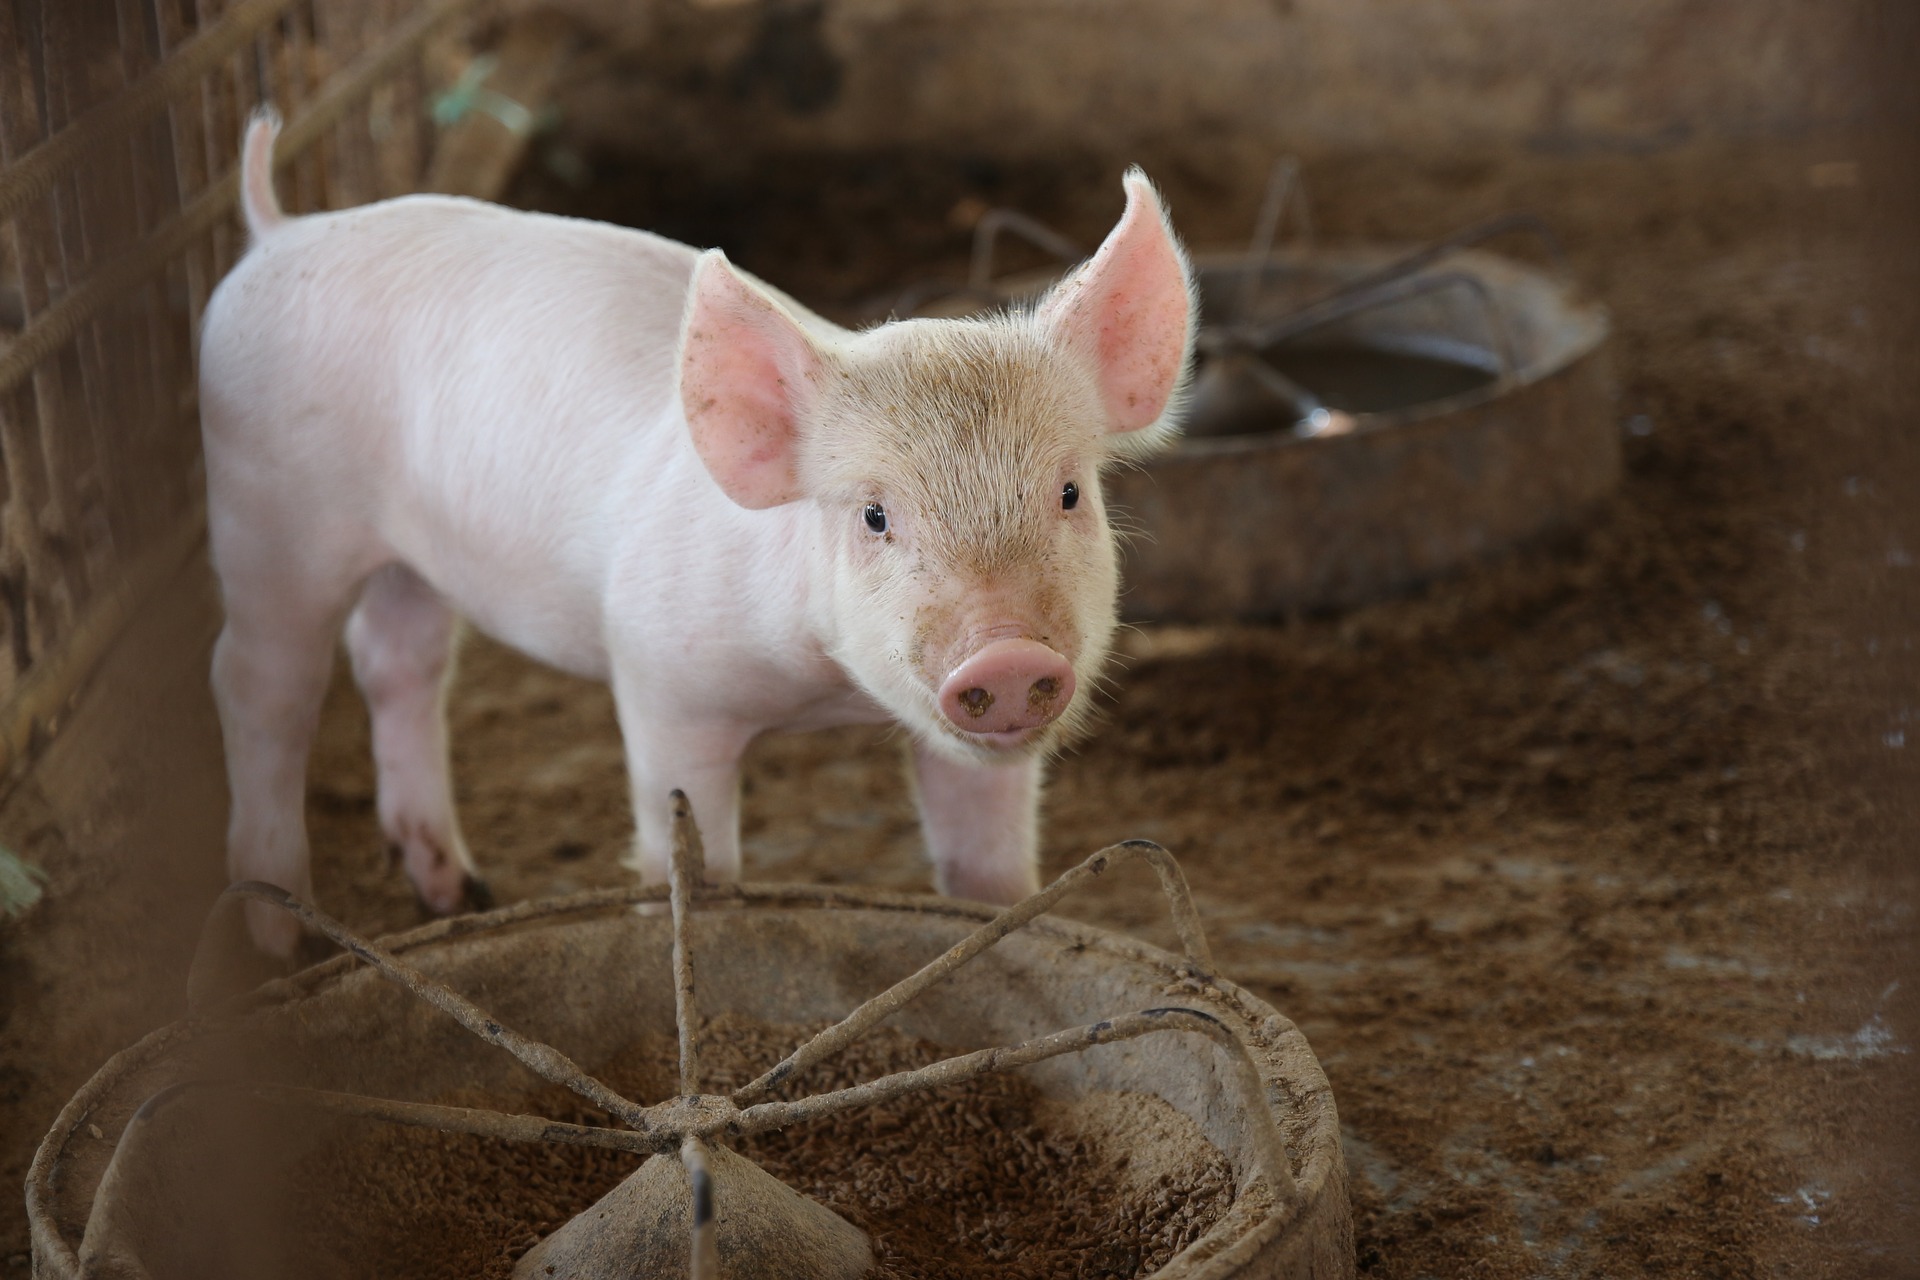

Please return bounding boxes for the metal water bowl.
[1121,243,1614,621]
[28,817,1353,1279]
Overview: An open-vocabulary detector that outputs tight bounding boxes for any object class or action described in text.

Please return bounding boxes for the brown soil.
[2,124,1916,1280]
[291,1017,1231,1280]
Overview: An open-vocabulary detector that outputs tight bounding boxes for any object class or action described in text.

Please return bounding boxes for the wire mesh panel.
[0,0,482,761]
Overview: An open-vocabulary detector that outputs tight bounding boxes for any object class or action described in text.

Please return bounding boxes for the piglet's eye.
[1061,482,1080,511]
[863,502,889,534]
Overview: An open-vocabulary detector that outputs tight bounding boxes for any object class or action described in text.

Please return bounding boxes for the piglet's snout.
[938,639,1076,737]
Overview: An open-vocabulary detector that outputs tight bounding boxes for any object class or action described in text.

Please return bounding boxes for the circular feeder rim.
[29,877,1342,1280]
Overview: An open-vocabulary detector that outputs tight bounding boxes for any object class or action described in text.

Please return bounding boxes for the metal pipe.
[129,1078,674,1155]
[728,1007,1298,1205]
[669,791,704,1097]
[132,1010,1297,1210]
[730,839,1213,1106]
[191,881,654,1131]
[1214,268,1520,382]
[1294,211,1567,315]
[682,1136,721,1280]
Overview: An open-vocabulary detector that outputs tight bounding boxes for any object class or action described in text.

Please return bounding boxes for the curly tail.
[240,107,286,241]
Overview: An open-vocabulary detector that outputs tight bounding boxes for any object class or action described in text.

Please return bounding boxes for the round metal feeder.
[28,799,1353,1279]
[911,182,1617,622]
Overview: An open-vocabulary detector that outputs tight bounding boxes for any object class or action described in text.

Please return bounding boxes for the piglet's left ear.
[1037,169,1197,440]
[679,250,825,510]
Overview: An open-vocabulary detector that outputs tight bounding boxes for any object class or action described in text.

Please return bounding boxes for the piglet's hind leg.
[347,564,486,915]
[212,575,356,958]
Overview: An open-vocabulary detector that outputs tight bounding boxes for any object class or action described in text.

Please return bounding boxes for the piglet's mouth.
[954,724,1043,751]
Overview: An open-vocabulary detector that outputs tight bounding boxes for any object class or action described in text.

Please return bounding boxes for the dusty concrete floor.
[3,135,1917,1278]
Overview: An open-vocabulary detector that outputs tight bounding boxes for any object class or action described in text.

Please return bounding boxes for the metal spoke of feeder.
[681,1136,720,1280]
[732,837,1213,1106]
[725,1006,1292,1189]
[1228,265,1520,376]
[148,1078,675,1154]
[1201,266,1522,413]
[668,795,719,1280]
[149,1004,1293,1183]
[668,790,704,1095]
[1304,209,1568,313]
[180,809,1294,1277]
[200,880,654,1131]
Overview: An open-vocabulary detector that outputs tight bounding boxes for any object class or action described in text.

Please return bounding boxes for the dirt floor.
[2,127,1916,1278]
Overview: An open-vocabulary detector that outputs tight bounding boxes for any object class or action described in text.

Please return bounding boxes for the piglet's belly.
[398,540,612,681]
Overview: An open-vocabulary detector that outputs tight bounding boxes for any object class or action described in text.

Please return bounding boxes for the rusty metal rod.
[138,1008,1297,1208]
[154,1078,674,1155]
[1226,211,1564,358]
[669,790,704,1096]
[1207,268,1519,382]
[1320,210,1568,303]
[731,840,1212,1105]
[199,881,654,1131]
[681,1136,721,1280]
[727,1007,1297,1203]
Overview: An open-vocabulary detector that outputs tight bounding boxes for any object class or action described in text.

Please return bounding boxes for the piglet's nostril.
[938,639,1076,739]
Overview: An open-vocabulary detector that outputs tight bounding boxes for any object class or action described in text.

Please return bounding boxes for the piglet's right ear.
[679,251,823,510]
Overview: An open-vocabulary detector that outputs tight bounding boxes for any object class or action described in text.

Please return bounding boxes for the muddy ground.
[2,126,1916,1277]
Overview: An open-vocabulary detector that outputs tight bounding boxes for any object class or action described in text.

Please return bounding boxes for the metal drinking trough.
[911,181,1617,623]
[27,800,1353,1279]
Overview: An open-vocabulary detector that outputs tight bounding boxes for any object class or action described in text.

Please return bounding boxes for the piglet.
[201,111,1196,956]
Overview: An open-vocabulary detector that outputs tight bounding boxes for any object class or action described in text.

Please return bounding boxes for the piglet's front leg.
[910,743,1044,905]
[613,678,751,887]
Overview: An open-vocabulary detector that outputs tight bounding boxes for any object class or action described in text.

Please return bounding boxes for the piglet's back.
[200,196,700,460]
[197,195,714,673]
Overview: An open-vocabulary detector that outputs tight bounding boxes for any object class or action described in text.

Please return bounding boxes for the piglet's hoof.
[461,873,496,912]
[414,872,496,918]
